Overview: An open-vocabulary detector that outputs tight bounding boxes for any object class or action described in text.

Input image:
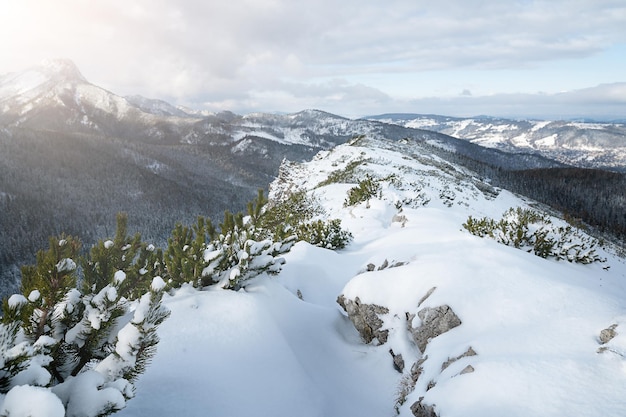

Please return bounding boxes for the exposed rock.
[337,295,389,344]
[411,355,428,384]
[441,346,477,371]
[460,365,475,375]
[392,213,408,226]
[360,259,408,274]
[417,287,437,308]
[379,259,389,270]
[599,324,618,344]
[411,305,462,352]
[389,349,405,373]
[411,397,438,417]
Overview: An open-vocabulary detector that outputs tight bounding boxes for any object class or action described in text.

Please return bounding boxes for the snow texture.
[115,137,626,417]
[55,257,77,273]
[114,270,127,284]
[7,294,27,309]
[0,385,65,417]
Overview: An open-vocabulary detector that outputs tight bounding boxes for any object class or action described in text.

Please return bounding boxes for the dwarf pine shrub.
[344,175,381,207]
[295,219,353,250]
[259,190,352,250]
[463,207,605,264]
[317,159,367,188]
[163,189,351,291]
[0,214,169,417]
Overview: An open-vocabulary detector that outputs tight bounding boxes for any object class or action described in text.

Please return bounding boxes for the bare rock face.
[337,295,389,344]
[410,397,438,417]
[441,346,477,372]
[389,349,405,373]
[410,305,462,352]
[599,324,618,344]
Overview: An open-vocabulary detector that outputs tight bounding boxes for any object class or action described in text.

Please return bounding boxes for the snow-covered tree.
[163,204,294,291]
[0,214,169,417]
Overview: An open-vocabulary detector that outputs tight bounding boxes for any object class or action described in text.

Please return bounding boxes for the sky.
[0,0,625,120]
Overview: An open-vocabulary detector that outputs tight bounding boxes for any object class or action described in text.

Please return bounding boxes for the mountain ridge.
[367,113,626,171]
[1,60,623,298]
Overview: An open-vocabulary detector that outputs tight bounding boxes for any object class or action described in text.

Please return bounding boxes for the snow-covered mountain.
[368,114,626,171]
[0,60,568,168]
[1,59,622,300]
[117,135,626,417]
[1,60,572,298]
[0,59,183,132]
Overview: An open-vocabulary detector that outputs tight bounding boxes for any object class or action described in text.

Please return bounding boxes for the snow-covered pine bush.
[163,198,295,291]
[463,207,605,264]
[200,211,295,290]
[316,159,367,188]
[294,219,353,250]
[344,174,381,207]
[259,190,352,250]
[163,189,353,292]
[258,190,324,240]
[0,214,169,417]
[164,216,216,288]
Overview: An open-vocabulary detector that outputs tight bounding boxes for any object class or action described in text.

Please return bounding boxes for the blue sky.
[1,0,625,120]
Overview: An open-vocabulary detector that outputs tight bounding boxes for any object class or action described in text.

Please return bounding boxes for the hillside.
[112,135,626,417]
[369,113,626,171]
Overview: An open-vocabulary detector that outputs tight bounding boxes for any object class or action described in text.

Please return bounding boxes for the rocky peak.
[39,58,87,83]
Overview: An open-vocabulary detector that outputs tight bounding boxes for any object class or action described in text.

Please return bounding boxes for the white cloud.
[407,83,626,120]
[0,0,625,118]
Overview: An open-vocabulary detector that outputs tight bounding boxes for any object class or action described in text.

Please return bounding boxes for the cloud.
[197,78,392,115]
[1,0,625,117]
[407,83,626,120]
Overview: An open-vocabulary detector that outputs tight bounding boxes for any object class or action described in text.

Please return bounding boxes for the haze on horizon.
[1,0,625,121]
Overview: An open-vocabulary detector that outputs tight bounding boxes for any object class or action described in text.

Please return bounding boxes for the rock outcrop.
[338,288,466,417]
[411,397,439,417]
[337,295,389,344]
[409,305,462,352]
[599,324,618,344]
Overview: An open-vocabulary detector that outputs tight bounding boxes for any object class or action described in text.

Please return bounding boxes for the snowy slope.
[369,114,626,170]
[119,136,626,417]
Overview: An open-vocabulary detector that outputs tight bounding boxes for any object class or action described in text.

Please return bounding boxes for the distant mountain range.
[367,113,626,171]
[1,59,624,296]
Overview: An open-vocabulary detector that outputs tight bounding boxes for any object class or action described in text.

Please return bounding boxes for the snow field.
[121,138,626,416]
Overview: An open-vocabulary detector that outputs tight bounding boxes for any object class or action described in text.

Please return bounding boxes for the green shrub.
[163,194,294,291]
[344,175,381,207]
[295,219,353,250]
[258,190,323,240]
[317,159,367,187]
[463,207,605,264]
[260,190,352,250]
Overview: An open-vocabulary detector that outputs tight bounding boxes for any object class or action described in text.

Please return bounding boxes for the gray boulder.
[337,295,389,344]
[599,324,618,344]
[410,397,438,417]
[410,305,462,352]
